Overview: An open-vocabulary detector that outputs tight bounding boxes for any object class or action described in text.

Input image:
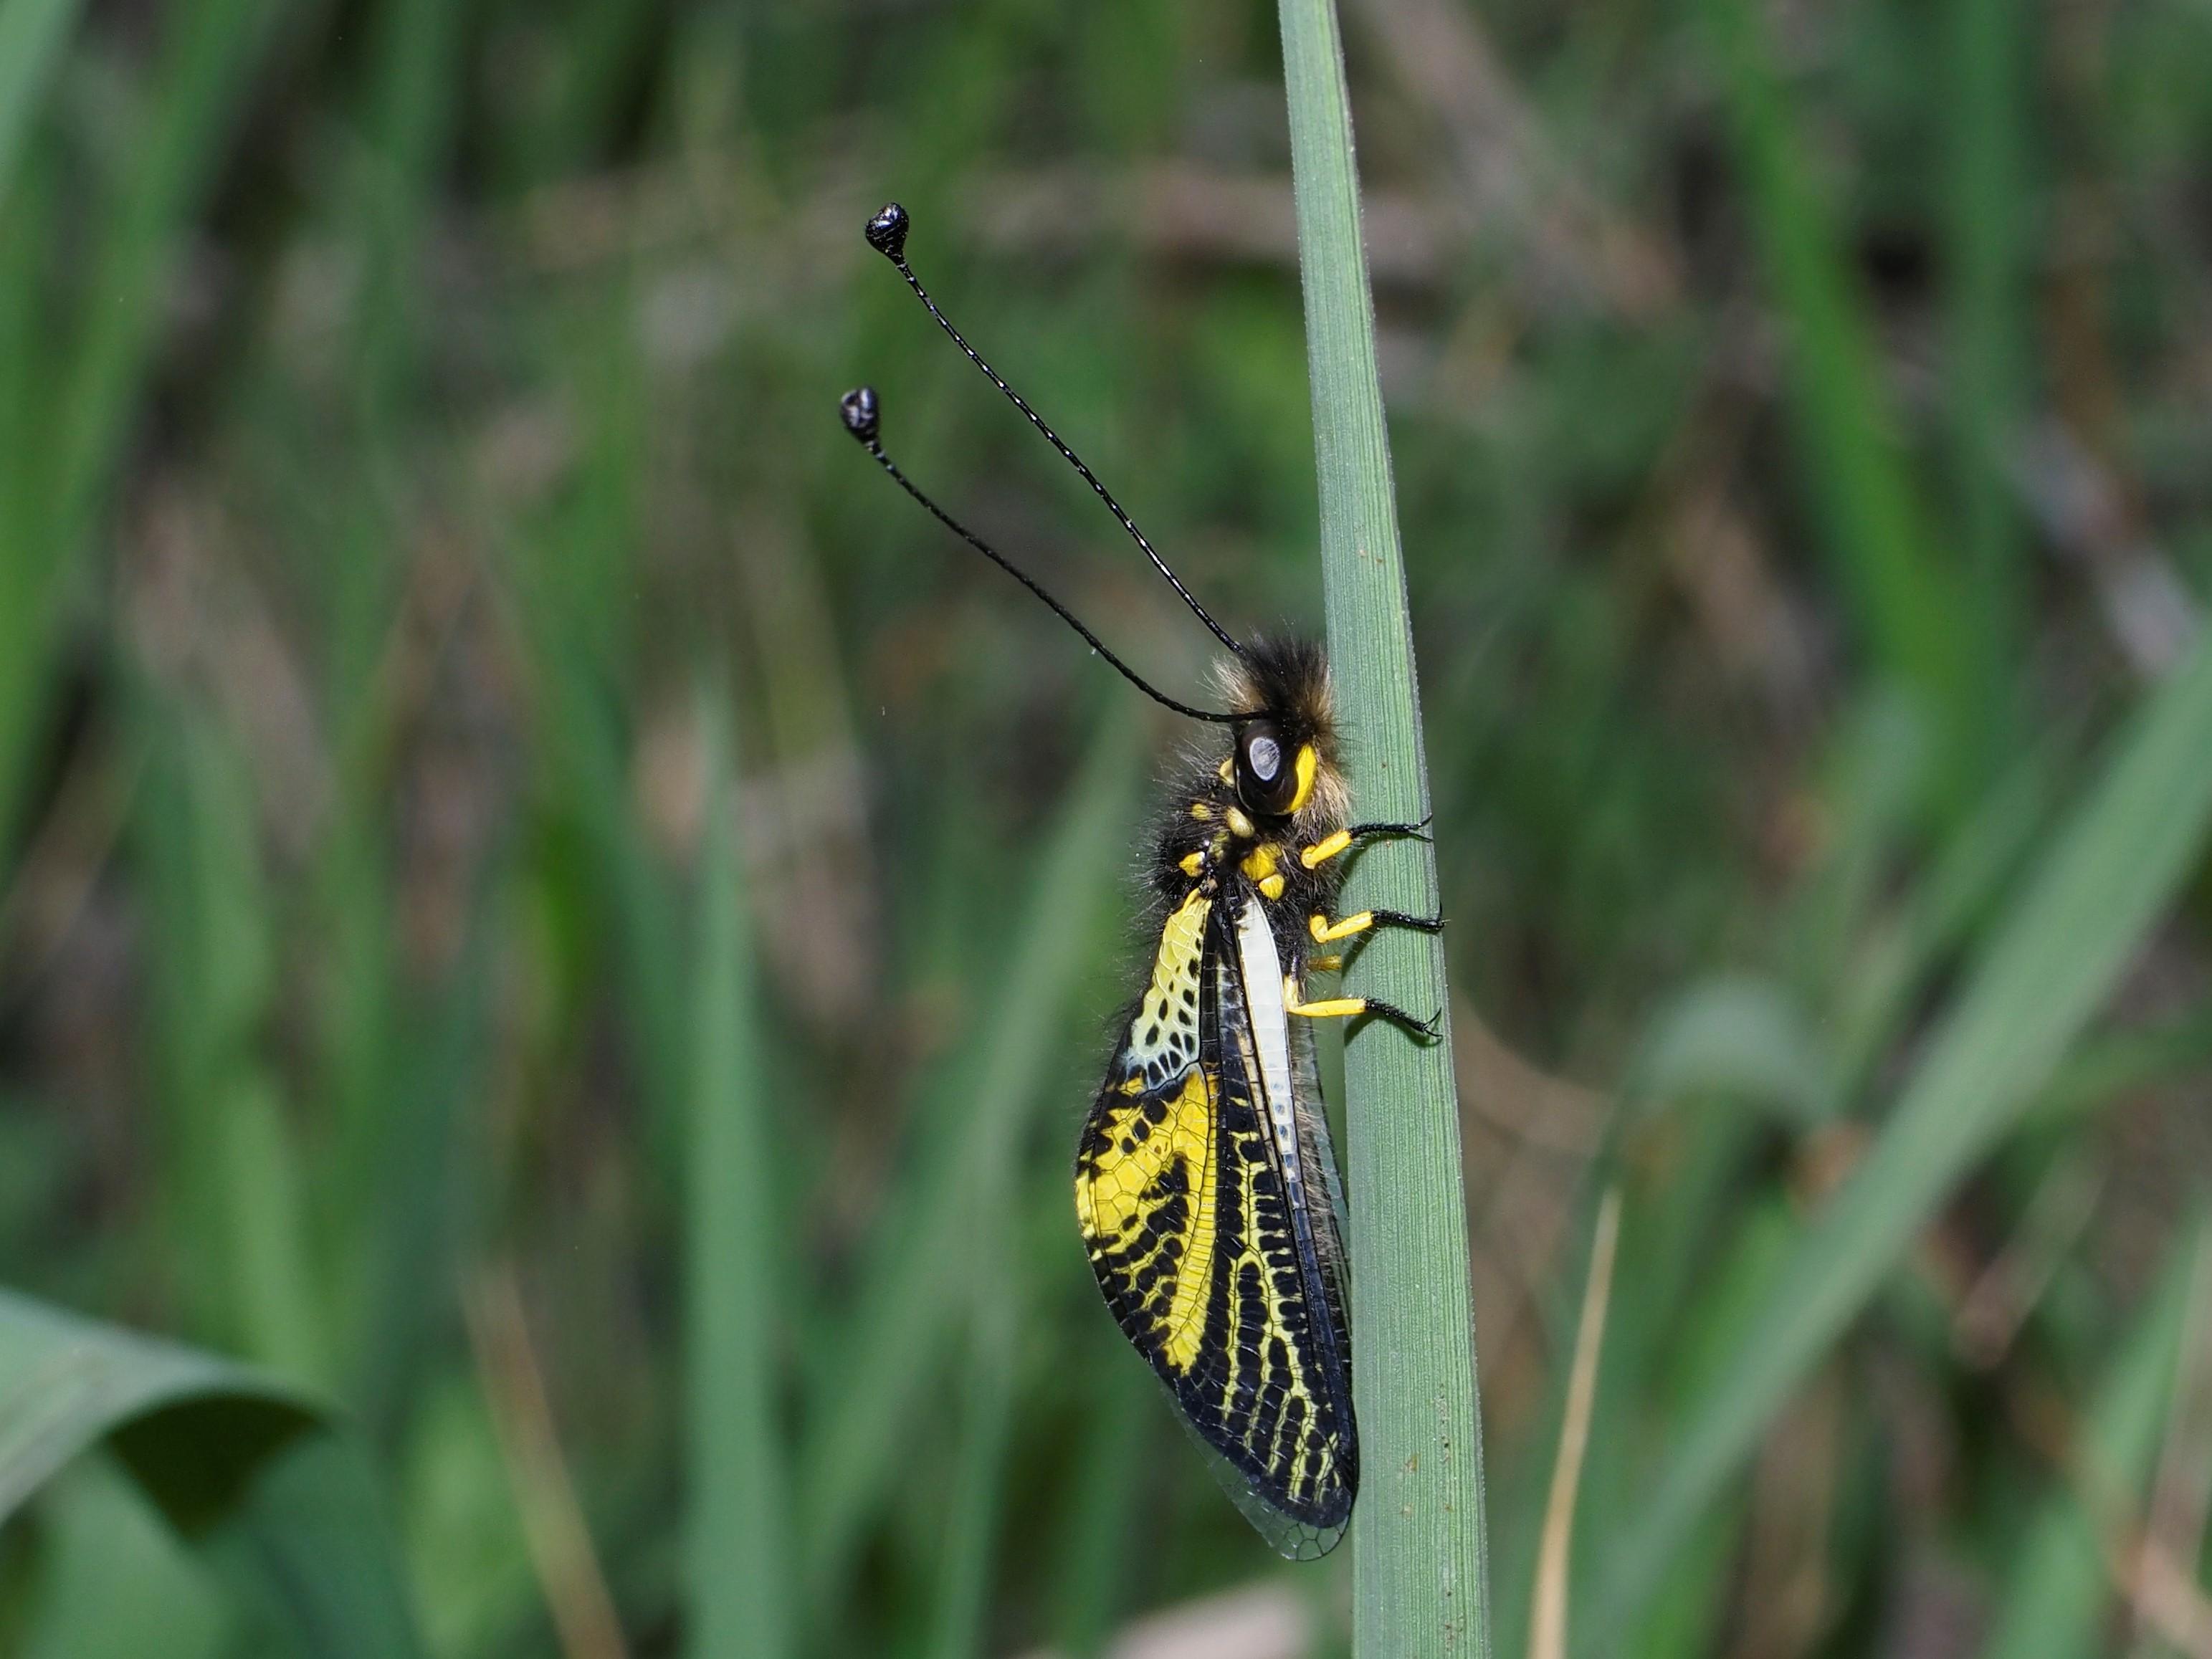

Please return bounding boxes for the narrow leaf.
[687,700,788,1659]
[798,704,1144,1612]
[0,1289,424,1658]
[0,0,83,212]
[1276,0,1491,1650]
[1590,630,2212,1645]
[1980,1218,2202,1659]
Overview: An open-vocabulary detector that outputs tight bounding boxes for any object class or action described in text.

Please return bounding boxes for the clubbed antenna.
[839,386,1241,725]
[861,201,1250,662]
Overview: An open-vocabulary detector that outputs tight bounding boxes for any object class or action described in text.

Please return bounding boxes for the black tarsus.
[1363,907,1444,935]
[838,386,1242,726]
[1354,997,1444,1042]
[1322,903,1444,985]
[1344,818,1432,844]
[1322,886,1444,1032]
[859,200,1250,663]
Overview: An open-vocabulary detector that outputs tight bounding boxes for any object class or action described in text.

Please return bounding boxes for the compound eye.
[1235,723,1300,816]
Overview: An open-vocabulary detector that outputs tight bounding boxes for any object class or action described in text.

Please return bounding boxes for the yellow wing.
[1076,892,1221,1376]
[1074,888,1356,1557]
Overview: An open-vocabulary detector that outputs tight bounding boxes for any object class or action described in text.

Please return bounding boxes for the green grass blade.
[1588,630,2212,1646]
[1276,0,1489,1649]
[16,1461,230,1659]
[1047,1336,1153,1656]
[0,0,277,846]
[0,1291,305,1522]
[57,0,278,514]
[922,1246,1019,1659]
[1703,0,1979,778]
[1823,744,2055,1111]
[133,706,326,1382]
[1944,0,2029,697]
[345,933,494,1445]
[797,703,1144,1616]
[192,1430,429,1659]
[686,699,788,1659]
[0,1289,424,1658]
[0,0,82,212]
[217,1074,329,1386]
[923,862,1039,1659]
[1980,1217,2203,1659]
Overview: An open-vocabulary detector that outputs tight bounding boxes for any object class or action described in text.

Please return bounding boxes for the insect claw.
[1348,995,1438,1041]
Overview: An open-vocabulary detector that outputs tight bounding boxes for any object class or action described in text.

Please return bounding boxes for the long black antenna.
[862,201,1250,663]
[840,388,1241,725]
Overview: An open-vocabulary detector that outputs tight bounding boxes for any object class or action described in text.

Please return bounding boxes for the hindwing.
[1074,884,1357,1557]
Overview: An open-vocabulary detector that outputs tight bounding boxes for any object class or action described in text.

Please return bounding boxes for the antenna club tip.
[839,386,881,443]
[864,201,910,260]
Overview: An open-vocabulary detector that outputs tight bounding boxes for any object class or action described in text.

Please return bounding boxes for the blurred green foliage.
[1,0,2211,1655]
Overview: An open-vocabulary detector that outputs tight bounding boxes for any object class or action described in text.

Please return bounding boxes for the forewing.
[1076,891,1222,1384]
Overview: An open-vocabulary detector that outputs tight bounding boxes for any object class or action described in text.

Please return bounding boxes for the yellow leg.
[1309,909,1375,945]
[1298,818,1431,871]
[1284,980,1370,1019]
[1284,977,1439,1038]
[1307,954,1343,972]
[1299,829,1353,870]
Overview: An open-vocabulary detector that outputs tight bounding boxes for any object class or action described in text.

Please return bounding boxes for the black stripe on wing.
[1172,890,1355,1555]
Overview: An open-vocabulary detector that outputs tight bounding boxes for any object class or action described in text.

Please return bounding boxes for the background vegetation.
[1,0,2210,1655]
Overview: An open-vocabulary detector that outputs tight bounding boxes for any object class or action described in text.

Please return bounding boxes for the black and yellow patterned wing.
[1074,886,1357,1557]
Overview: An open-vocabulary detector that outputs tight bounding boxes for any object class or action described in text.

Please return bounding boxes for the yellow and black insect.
[840,201,1439,1559]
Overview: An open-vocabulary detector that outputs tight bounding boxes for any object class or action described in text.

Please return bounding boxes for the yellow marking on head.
[1300,828,1352,870]
[1287,745,1319,814]
[1190,802,1213,821]
[1259,873,1285,901]
[1225,806,1257,838]
[1309,909,1374,945]
[1217,757,1235,785]
[1178,850,1205,878]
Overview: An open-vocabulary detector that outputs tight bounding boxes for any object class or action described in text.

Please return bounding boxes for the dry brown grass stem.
[2127,1232,2212,1656]
[464,1265,632,1659]
[1527,1187,1622,1659]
